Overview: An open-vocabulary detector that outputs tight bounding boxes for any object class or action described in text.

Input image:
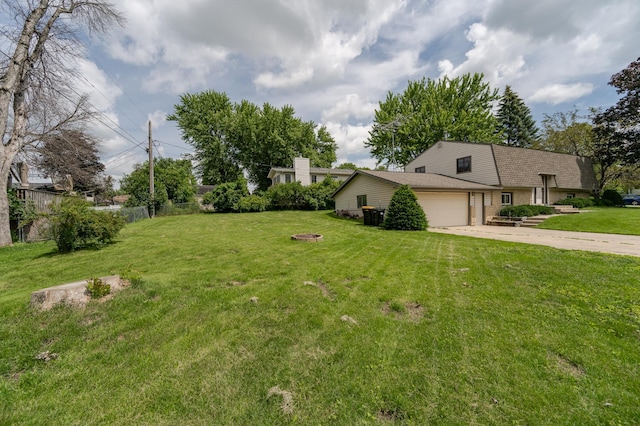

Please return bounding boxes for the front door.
[474,193,484,225]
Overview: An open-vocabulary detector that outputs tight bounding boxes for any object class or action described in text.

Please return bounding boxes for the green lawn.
[537,206,640,235]
[2,211,640,424]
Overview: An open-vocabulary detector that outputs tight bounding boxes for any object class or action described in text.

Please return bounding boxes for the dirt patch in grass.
[267,386,294,415]
[381,301,424,322]
[377,407,407,422]
[551,352,586,378]
[304,280,335,301]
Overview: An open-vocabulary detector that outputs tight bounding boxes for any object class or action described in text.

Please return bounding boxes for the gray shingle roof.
[333,170,497,197]
[267,167,354,178]
[490,144,598,190]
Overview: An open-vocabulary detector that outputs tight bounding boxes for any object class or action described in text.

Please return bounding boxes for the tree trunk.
[0,144,20,247]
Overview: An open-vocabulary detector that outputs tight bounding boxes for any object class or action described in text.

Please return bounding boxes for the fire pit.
[291,233,323,242]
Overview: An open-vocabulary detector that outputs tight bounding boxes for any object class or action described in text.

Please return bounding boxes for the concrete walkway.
[429,226,640,257]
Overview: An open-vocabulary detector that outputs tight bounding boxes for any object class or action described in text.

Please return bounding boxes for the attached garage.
[416,192,468,227]
[332,170,498,227]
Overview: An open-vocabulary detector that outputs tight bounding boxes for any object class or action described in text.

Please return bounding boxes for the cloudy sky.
[74,0,640,182]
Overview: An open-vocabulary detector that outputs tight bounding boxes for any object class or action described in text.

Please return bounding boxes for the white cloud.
[74,59,123,110]
[324,122,372,162]
[529,83,594,105]
[438,23,529,86]
[321,94,377,123]
[148,110,168,129]
[85,0,640,179]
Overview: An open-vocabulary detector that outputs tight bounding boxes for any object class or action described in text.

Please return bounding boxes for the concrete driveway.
[429,226,640,257]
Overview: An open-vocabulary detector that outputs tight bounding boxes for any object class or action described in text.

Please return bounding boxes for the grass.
[1,210,640,424]
[537,206,640,235]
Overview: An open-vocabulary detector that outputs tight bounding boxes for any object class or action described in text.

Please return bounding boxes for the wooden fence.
[12,189,61,242]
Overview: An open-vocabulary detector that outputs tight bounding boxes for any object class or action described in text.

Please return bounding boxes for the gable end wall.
[405,142,500,186]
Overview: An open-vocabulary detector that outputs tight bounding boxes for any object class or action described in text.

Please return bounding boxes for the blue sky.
[72,0,640,183]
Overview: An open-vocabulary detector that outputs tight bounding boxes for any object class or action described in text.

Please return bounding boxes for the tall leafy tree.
[34,129,106,192]
[168,91,337,191]
[0,0,123,247]
[167,91,242,185]
[495,86,539,147]
[120,158,197,212]
[536,107,636,191]
[536,109,593,156]
[592,56,640,188]
[366,73,500,169]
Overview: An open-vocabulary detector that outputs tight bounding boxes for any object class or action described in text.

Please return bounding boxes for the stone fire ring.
[291,233,323,242]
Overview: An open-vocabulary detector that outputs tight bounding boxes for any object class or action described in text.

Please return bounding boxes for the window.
[311,175,317,184]
[414,166,426,173]
[357,195,367,208]
[566,193,575,199]
[285,174,292,183]
[457,156,471,173]
[275,176,281,184]
[501,192,512,205]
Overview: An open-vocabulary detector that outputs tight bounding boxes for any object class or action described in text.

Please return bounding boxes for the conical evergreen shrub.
[383,185,428,230]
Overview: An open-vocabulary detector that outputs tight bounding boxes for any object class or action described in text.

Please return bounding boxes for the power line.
[87,51,149,119]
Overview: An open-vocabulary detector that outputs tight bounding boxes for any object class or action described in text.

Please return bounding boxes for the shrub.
[599,189,624,207]
[86,277,111,298]
[8,188,37,223]
[50,197,125,252]
[305,178,342,210]
[267,182,308,210]
[554,197,594,208]
[235,194,270,213]
[202,178,249,212]
[499,205,554,217]
[383,185,427,231]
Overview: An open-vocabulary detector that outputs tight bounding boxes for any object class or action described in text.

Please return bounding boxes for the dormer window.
[414,166,425,173]
[457,156,471,173]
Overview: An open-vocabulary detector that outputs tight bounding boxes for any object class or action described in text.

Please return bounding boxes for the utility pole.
[148,120,155,218]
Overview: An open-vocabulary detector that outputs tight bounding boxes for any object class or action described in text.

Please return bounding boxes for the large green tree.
[168,91,337,191]
[166,91,242,185]
[495,85,539,147]
[120,158,197,212]
[535,108,637,191]
[592,56,640,189]
[366,73,500,169]
[536,109,593,156]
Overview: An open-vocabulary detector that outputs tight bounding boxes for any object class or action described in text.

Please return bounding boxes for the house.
[333,170,498,227]
[333,141,597,227]
[267,157,354,187]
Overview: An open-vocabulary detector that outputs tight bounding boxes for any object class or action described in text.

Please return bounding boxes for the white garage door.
[416,192,468,227]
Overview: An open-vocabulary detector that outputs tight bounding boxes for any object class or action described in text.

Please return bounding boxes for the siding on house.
[405,142,500,186]
[333,173,397,215]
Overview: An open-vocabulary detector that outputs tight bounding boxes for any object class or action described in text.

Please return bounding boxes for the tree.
[202,178,249,212]
[33,129,105,192]
[336,162,358,170]
[536,106,639,191]
[536,109,593,156]
[592,57,640,190]
[120,158,196,212]
[383,185,427,231]
[366,73,500,169]
[166,91,242,185]
[230,101,337,191]
[495,86,539,147]
[0,0,123,247]
[168,91,337,191]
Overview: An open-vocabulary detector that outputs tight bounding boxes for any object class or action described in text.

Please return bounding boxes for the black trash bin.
[362,206,374,225]
[372,208,385,226]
